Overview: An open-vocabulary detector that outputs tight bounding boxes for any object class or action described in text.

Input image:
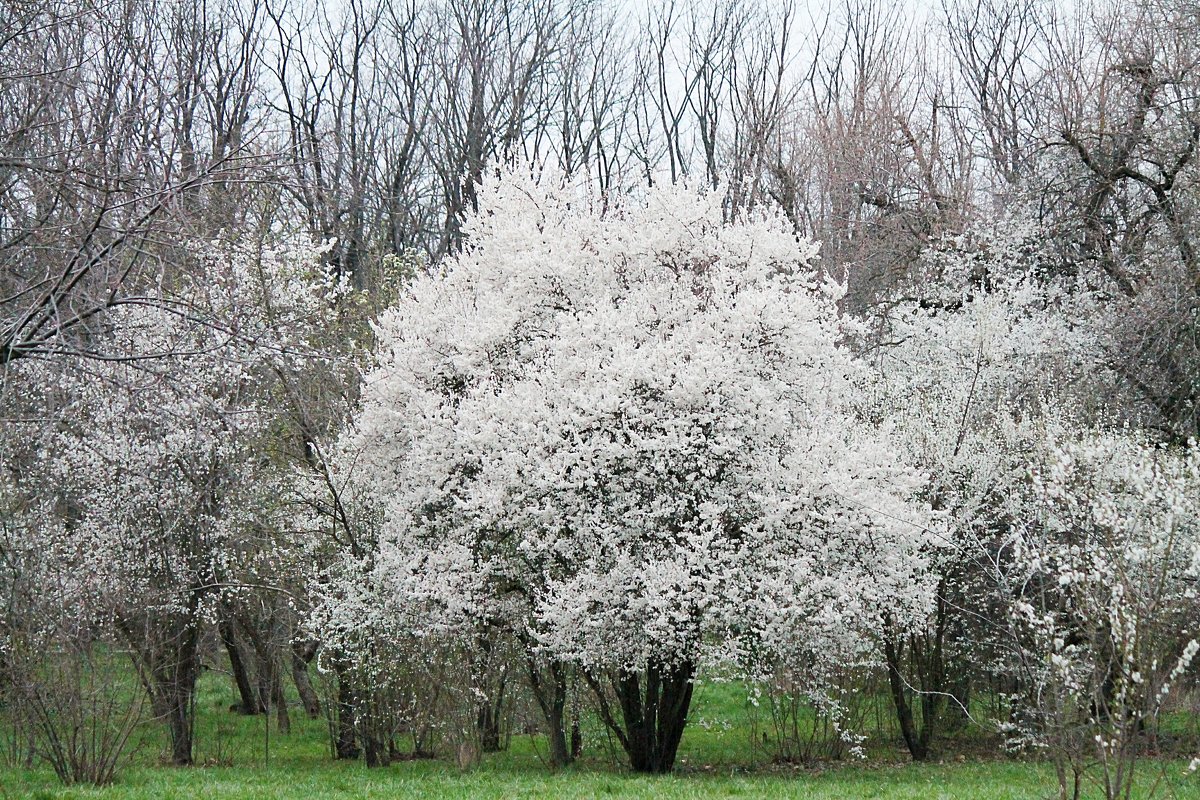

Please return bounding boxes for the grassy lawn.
[0,759,1117,800]
[3,669,1199,799]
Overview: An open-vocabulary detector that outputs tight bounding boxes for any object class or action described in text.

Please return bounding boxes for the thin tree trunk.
[291,640,321,719]
[333,660,360,760]
[219,613,261,715]
[884,635,927,761]
[527,658,572,768]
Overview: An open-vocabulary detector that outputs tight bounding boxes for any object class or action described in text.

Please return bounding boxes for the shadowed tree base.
[586,659,695,774]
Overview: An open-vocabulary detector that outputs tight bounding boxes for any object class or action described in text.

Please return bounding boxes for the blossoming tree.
[316,169,935,772]
[861,217,1097,759]
[3,235,343,766]
[865,217,1200,795]
[1005,433,1200,800]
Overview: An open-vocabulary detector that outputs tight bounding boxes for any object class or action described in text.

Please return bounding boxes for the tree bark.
[163,601,202,766]
[219,613,262,715]
[570,716,582,759]
[527,658,572,768]
[475,634,507,752]
[884,634,928,761]
[586,658,695,774]
[291,640,322,719]
[120,593,203,767]
[239,611,289,734]
[273,668,291,736]
[333,660,360,760]
[362,725,385,768]
[167,696,195,767]
[477,698,503,753]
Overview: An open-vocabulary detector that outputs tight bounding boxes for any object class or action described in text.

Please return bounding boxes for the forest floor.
[4,669,1200,799]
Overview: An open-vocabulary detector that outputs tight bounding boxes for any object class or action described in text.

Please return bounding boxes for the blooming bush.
[314,168,935,772]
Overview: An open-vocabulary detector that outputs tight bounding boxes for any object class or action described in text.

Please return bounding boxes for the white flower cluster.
[3,234,342,630]
[313,168,936,685]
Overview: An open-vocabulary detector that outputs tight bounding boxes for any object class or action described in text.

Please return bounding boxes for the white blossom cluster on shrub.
[310,169,937,696]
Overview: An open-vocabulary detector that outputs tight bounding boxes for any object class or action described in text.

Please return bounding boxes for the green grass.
[8,752,1200,800]
[3,668,1200,799]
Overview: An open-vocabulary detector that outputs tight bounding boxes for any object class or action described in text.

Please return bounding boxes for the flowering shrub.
[1,234,344,769]
[313,168,935,772]
[1004,434,1200,800]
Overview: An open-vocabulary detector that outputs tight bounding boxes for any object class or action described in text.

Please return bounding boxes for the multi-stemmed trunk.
[163,615,201,766]
[883,588,969,763]
[475,635,508,753]
[477,694,504,753]
[586,658,696,774]
[122,591,203,766]
[164,683,196,767]
[291,640,322,719]
[239,612,290,735]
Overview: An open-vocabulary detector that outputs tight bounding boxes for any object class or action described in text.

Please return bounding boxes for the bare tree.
[0,0,269,365]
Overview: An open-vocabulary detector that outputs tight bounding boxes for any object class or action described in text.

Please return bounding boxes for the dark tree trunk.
[219,613,262,715]
[619,660,694,773]
[884,576,959,763]
[163,604,202,766]
[273,669,291,735]
[884,634,928,761]
[119,607,201,767]
[355,676,386,769]
[477,673,506,753]
[291,640,322,719]
[363,727,385,768]
[586,658,695,774]
[570,716,582,759]
[545,694,570,768]
[333,661,360,760]
[167,697,195,767]
[528,659,572,768]
[477,701,502,753]
[474,634,507,752]
[238,611,290,734]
